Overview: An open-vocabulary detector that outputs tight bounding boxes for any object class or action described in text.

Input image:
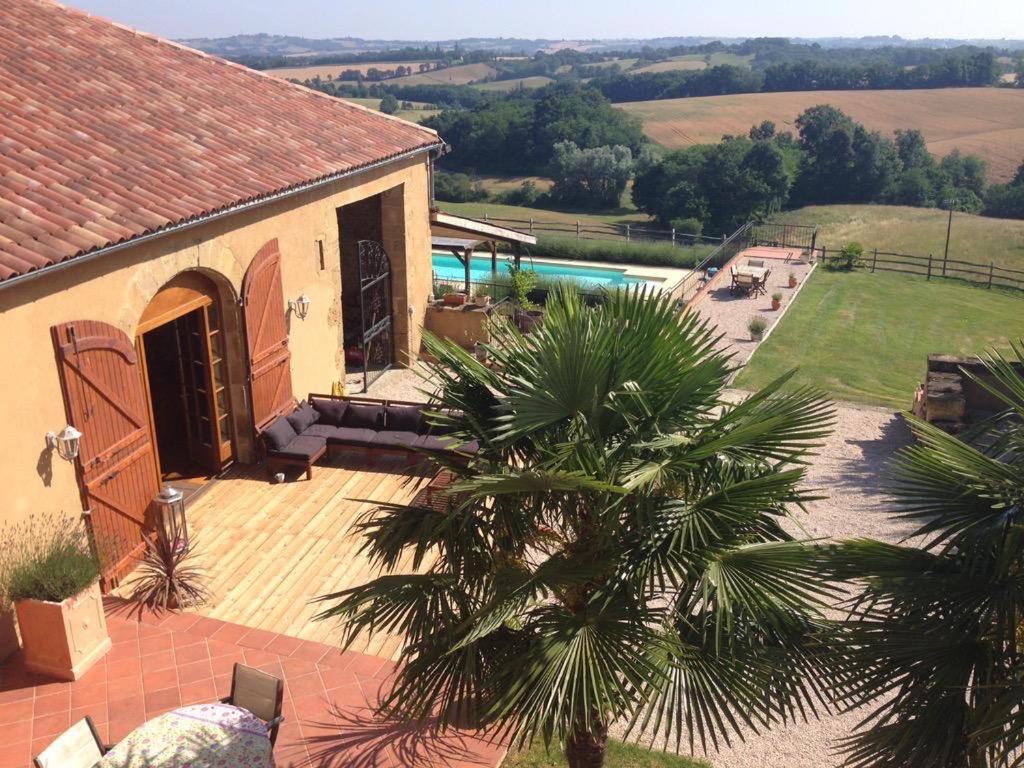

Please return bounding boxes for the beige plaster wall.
[0,152,434,530]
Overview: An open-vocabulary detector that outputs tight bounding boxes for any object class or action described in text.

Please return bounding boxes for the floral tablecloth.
[98,703,273,768]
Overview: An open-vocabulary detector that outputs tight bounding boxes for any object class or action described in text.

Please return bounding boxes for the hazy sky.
[70,0,1022,41]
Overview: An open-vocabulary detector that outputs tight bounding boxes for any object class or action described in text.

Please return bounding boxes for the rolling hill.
[620,88,1024,182]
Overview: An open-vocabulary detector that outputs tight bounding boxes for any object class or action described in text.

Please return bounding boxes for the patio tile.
[0,742,30,768]
[185,616,226,638]
[265,633,304,657]
[290,639,331,663]
[172,641,210,665]
[69,705,105,726]
[158,612,202,633]
[107,694,145,723]
[105,656,142,681]
[106,673,143,701]
[139,650,177,672]
[141,665,179,693]
[285,671,324,700]
[69,681,107,709]
[242,648,281,668]
[0,699,34,725]
[33,691,70,717]
[5,719,33,745]
[208,621,250,645]
[237,627,278,650]
[32,711,71,739]
[178,679,217,705]
[143,686,181,716]
[138,632,173,655]
[176,659,213,685]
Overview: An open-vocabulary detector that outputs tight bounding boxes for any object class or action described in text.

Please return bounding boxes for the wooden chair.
[222,663,285,747]
[34,716,110,768]
[734,273,755,297]
[753,268,771,297]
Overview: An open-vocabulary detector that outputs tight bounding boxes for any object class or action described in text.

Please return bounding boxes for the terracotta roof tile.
[0,0,442,283]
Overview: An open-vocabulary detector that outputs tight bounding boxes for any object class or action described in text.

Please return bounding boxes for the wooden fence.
[817,247,1024,292]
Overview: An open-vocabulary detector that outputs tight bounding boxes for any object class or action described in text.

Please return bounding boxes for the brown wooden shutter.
[51,320,159,587]
[243,239,294,431]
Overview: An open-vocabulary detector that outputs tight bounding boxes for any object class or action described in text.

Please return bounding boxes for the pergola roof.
[430,210,537,246]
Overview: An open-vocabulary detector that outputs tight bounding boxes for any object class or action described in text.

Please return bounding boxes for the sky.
[69,0,1023,41]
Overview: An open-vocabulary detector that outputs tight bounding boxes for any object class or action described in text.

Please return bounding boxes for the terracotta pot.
[474,295,491,307]
[14,581,111,681]
[0,610,19,663]
[788,276,798,288]
[443,292,468,307]
[771,298,781,311]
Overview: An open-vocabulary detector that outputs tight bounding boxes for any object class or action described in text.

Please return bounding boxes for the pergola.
[430,210,537,295]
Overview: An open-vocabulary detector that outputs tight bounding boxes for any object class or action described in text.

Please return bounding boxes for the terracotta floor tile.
[142,665,179,693]
[290,692,333,721]
[317,649,357,669]
[212,674,233,698]
[107,694,145,723]
[346,653,387,678]
[30,737,55,763]
[237,628,278,650]
[32,710,71,739]
[280,658,318,679]
[144,686,181,716]
[139,650,177,673]
[290,640,330,664]
[138,632,174,656]
[70,705,107,726]
[105,640,142,662]
[206,638,244,659]
[159,612,202,633]
[265,633,304,656]
[173,641,210,666]
[208,621,250,645]
[176,659,213,685]
[136,622,172,639]
[33,690,70,717]
[0,742,30,768]
[318,665,357,691]
[0,685,34,705]
[106,656,142,681]
[286,672,324,700]
[178,678,217,705]
[0,699,34,725]
[5,718,33,745]
[242,648,281,668]
[107,715,144,743]
[76,662,108,686]
[185,616,225,638]
[69,681,107,709]
[106,673,143,701]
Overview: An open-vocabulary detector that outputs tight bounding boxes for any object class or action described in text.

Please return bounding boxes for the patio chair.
[34,716,110,768]
[729,266,741,295]
[753,268,771,297]
[223,663,285,748]
[734,273,755,296]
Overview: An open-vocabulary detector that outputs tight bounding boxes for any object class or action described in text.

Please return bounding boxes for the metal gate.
[357,239,394,391]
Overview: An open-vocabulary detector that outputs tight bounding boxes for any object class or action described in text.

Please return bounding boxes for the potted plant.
[443,291,469,307]
[748,315,768,342]
[509,267,544,333]
[788,272,798,288]
[126,531,208,611]
[771,292,782,311]
[473,292,492,307]
[1,515,109,680]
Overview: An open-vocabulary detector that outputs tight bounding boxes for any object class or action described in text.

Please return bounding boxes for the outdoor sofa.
[257,394,479,480]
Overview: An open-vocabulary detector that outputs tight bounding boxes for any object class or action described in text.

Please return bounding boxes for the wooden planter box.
[14,581,110,680]
[0,610,19,663]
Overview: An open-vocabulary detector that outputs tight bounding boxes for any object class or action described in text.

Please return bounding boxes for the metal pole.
[927,254,932,280]
[943,201,954,263]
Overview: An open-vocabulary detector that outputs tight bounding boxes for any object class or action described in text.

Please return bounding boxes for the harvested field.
[390,62,499,86]
[620,87,1024,182]
[264,60,433,81]
[473,76,555,91]
[632,58,707,74]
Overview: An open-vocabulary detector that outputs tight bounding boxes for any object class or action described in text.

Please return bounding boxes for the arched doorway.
[136,271,237,483]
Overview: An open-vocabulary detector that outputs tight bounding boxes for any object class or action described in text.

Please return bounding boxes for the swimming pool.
[431,253,644,289]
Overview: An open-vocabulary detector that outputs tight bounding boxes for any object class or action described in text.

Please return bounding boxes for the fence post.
[529,218,534,233]
[810,230,817,255]
[989,262,994,289]
[671,228,676,247]
[821,246,827,266]
[927,254,932,280]
[483,213,488,222]
[626,224,630,242]
[872,248,877,273]
[576,221,581,240]
[942,253,947,277]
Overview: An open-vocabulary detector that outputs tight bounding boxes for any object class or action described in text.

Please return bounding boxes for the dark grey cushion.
[343,403,383,429]
[327,427,378,448]
[311,397,348,427]
[286,401,319,434]
[385,404,423,433]
[273,435,327,461]
[262,417,297,452]
[302,424,341,439]
[457,440,480,454]
[425,409,463,435]
[414,435,455,452]
[373,431,420,449]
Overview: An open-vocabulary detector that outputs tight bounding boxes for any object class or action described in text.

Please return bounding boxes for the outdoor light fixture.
[288,294,311,320]
[155,484,189,550]
[46,425,82,462]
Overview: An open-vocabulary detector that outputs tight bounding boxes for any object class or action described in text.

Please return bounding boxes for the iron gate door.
[357,239,394,390]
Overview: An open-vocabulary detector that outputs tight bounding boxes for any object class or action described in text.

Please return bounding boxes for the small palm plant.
[315,286,841,768]
[127,531,208,611]
[826,341,1024,768]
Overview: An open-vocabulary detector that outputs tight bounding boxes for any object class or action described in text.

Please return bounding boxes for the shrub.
[127,532,208,611]
[837,242,865,270]
[748,315,769,335]
[772,292,783,302]
[0,514,100,604]
[529,235,714,269]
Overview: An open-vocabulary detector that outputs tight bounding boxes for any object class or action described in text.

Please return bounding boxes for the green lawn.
[775,205,1024,273]
[504,739,710,768]
[442,201,652,229]
[734,268,1024,408]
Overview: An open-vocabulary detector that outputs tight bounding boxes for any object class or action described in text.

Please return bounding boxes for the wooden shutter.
[243,239,294,431]
[51,321,159,587]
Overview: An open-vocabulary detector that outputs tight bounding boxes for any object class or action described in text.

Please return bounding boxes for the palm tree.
[315,286,841,768]
[826,342,1024,768]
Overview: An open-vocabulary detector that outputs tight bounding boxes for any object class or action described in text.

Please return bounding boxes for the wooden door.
[243,239,294,431]
[52,321,159,587]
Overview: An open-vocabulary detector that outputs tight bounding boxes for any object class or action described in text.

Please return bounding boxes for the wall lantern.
[46,425,82,462]
[288,294,311,320]
[155,485,189,550]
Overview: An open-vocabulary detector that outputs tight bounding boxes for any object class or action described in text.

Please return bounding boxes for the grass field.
[775,204,1024,272]
[473,76,556,91]
[264,61,433,81]
[475,175,555,194]
[342,97,439,124]
[442,200,652,228]
[632,52,753,74]
[733,269,1024,408]
[504,740,709,768]
[619,88,1024,182]
[390,62,499,86]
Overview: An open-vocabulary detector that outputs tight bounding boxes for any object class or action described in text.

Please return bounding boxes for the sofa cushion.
[342,403,383,429]
[414,435,455,452]
[425,409,463,435]
[373,431,421,449]
[457,440,481,454]
[286,400,319,434]
[273,435,327,461]
[262,417,297,452]
[327,427,378,448]
[302,424,341,440]
[311,397,348,427]
[385,404,423,433]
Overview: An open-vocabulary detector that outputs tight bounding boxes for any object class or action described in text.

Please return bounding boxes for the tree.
[984,160,1024,219]
[548,142,634,209]
[379,93,399,115]
[825,343,1024,768]
[314,287,842,768]
[749,120,776,141]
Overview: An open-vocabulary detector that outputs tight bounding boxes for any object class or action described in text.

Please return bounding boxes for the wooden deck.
[184,457,436,661]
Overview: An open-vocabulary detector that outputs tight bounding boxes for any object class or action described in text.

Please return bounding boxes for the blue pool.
[431,253,643,288]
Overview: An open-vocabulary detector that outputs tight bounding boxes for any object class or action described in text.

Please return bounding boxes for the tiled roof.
[0,0,442,284]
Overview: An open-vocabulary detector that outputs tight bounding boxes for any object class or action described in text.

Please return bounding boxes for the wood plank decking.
[184,458,436,661]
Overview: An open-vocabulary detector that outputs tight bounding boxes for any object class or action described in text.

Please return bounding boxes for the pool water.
[431,253,643,288]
